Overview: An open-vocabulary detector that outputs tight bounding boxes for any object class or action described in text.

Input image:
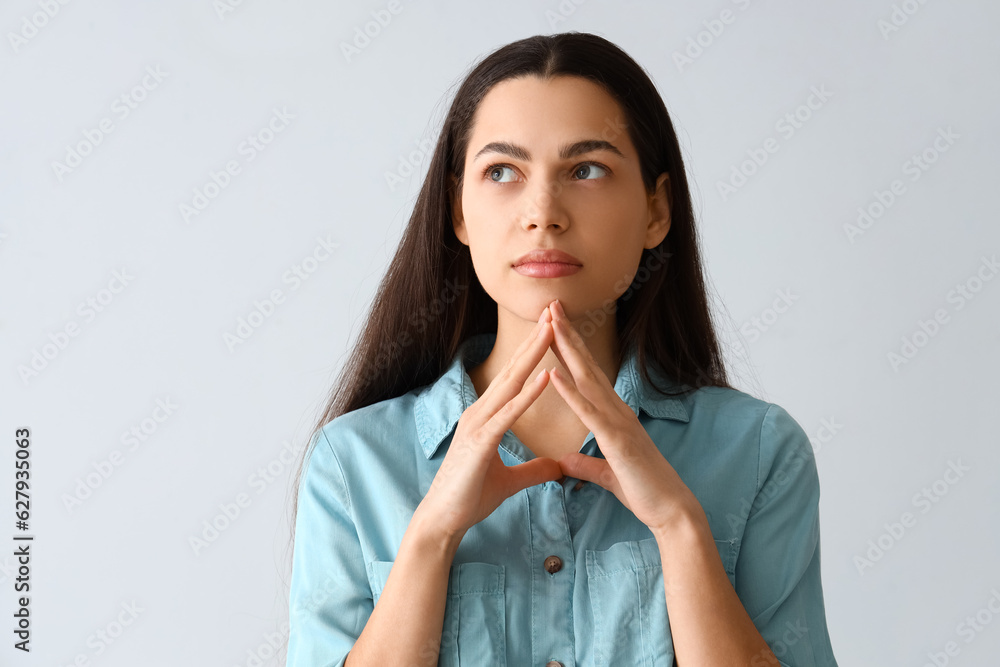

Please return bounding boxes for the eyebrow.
[472,139,626,163]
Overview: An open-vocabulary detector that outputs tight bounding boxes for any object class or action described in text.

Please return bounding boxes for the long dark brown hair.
[283,29,735,583]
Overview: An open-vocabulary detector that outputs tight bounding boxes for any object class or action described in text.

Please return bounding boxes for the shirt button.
[573,480,585,491]
[544,555,563,574]
[545,661,564,667]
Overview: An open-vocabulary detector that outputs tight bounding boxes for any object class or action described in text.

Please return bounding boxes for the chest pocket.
[585,536,739,666]
[367,560,507,666]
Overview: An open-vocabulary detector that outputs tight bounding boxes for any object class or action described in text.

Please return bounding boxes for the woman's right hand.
[414,305,562,540]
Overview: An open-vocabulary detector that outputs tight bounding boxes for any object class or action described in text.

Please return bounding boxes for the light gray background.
[2,1,998,665]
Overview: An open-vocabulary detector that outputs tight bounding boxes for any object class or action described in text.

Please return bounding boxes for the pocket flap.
[585,536,661,577]
[366,559,505,602]
[446,561,505,596]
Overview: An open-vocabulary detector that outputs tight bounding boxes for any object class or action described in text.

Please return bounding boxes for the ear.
[644,172,671,249]
[450,174,469,246]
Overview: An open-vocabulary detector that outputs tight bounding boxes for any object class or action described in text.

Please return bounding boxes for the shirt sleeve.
[733,403,839,667]
[286,427,373,667]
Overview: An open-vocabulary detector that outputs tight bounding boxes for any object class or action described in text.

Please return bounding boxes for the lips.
[513,249,582,267]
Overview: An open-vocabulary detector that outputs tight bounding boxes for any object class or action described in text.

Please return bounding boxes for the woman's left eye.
[574,163,608,180]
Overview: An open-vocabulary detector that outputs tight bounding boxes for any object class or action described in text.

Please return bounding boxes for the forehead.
[468,75,631,157]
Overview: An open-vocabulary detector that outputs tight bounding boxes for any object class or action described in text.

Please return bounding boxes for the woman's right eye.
[485,164,518,184]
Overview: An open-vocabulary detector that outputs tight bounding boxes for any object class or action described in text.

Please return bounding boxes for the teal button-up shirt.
[287,332,838,666]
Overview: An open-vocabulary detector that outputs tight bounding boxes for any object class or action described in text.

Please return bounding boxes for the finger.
[550,312,610,395]
[551,299,591,354]
[545,328,569,371]
[477,308,550,405]
[477,315,553,417]
[550,309,594,372]
[479,364,550,447]
[548,365,605,435]
[504,456,563,495]
[558,452,619,493]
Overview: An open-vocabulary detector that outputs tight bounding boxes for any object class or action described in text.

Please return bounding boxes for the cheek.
[462,196,503,237]
[587,242,645,295]
[466,232,507,285]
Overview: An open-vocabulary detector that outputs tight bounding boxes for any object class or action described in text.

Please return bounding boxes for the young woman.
[286,32,838,667]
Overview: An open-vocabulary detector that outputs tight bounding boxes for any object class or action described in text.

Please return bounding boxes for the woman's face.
[452,74,671,324]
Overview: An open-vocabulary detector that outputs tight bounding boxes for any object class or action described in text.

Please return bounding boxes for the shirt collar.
[414,332,691,460]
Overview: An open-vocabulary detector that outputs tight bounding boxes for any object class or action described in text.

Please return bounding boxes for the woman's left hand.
[544,298,705,537]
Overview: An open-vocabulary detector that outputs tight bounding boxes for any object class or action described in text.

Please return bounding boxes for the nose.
[519,179,569,231]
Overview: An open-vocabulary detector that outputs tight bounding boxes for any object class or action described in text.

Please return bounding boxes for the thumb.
[506,457,563,494]
[559,453,616,490]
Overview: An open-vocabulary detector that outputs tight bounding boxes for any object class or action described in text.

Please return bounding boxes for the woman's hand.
[416,307,562,540]
[545,299,705,536]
